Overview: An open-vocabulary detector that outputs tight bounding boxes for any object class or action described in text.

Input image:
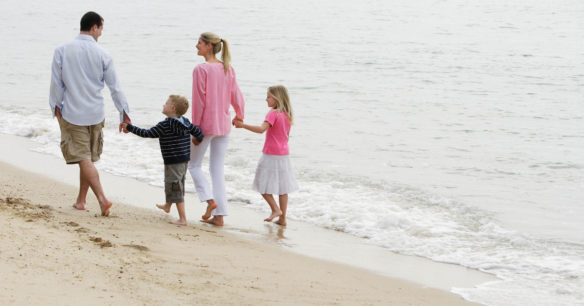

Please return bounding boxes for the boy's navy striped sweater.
[126,117,204,165]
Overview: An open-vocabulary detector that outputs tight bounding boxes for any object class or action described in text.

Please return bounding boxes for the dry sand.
[0,160,478,305]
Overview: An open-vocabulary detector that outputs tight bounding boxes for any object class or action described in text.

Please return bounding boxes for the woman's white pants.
[188,135,229,216]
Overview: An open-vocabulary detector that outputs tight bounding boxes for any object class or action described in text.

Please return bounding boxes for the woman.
[188,32,245,226]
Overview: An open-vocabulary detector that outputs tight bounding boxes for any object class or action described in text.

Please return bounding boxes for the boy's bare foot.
[274,218,287,226]
[156,204,171,213]
[100,200,112,217]
[170,220,188,226]
[72,203,86,210]
[201,216,224,226]
[264,210,282,222]
[202,201,217,220]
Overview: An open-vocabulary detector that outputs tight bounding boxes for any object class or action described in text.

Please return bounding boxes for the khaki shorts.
[165,162,188,203]
[58,119,104,164]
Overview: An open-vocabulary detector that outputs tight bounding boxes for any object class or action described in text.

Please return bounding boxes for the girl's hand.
[233,119,244,128]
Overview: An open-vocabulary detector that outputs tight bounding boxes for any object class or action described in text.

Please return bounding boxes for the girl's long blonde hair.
[200,32,231,73]
[268,85,293,124]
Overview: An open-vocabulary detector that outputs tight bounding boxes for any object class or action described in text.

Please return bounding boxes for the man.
[49,11,131,216]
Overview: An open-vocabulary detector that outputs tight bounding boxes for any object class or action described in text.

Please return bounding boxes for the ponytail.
[200,32,231,73]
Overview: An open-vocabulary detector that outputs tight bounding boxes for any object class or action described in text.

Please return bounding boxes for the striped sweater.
[126,117,204,164]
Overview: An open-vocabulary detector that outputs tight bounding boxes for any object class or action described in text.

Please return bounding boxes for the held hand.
[120,122,128,133]
[233,119,244,128]
[192,138,201,146]
[119,112,131,133]
[232,116,243,127]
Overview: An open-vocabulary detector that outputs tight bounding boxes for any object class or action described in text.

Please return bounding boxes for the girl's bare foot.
[201,216,224,226]
[274,218,287,226]
[156,203,171,213]
[202,201,217,220]
[72,203,86,210]
[100,200,112,217]
[264,210,282,222]
[170,219,188,226]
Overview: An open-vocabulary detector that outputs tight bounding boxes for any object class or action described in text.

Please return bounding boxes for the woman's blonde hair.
[268,85,293,124]
[200,32,231,73]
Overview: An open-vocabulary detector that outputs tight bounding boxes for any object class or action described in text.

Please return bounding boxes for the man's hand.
[55,107,62,120]
[119,111,131,133]
[192,138,201,146]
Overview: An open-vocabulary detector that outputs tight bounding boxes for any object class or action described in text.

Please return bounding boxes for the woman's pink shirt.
[192,62,245,135]
[262,110,291,155]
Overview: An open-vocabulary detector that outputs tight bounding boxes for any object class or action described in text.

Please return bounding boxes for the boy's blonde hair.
[168,95,189,116]
[268,85,293,124]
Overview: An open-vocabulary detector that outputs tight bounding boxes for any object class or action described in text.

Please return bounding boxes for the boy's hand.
[233,119,244,128]
[120,122,129,133]
[192,138,201,146]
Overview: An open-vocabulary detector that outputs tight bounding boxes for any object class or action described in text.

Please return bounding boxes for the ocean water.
[1,0,583,305]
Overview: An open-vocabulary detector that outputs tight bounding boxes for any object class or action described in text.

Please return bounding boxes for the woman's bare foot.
[170,219,188,226]
[100,200,112,217]
[274,218,287,226]
[264,210,282,222]
[201,201,217,220]
[201,216,224,226]
[72,203,86,210]
[156,203,171,213]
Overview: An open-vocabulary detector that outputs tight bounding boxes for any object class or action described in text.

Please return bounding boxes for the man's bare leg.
[79,160,112,216]
[261,194,282,222]
[274,194,288,226]
[73,171,90,210]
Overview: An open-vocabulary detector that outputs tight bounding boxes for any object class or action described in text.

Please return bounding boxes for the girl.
[234,85,298,226]
[188,32,245,227]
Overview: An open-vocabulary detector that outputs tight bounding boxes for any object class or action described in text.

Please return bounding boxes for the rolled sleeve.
[49,48,65,117]
[103,53,130,122]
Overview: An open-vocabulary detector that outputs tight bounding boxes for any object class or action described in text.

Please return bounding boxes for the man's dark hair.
[80,11,103,31]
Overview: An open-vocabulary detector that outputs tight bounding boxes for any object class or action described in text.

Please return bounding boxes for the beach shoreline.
[0,133,489,304]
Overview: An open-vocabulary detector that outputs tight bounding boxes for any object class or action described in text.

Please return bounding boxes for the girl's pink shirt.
[192,62,245,135]
[262,110,291,155]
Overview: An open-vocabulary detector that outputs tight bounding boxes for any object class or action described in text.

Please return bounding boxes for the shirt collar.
[76,34,96,42]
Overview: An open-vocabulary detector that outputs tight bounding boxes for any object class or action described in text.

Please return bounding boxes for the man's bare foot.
[100,200,112,217]
[264,210,282,222]
[170,219,188,226]
[201,201,217,220]
[201,216,224,226]
[274,218,287,226]
[156,203,171,213]
[72,203,86,210]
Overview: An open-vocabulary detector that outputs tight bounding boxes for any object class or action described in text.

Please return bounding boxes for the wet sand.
[0,134,488,305]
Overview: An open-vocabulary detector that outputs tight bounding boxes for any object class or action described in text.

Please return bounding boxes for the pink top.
[192,62,245,135]
[262,110,291,155]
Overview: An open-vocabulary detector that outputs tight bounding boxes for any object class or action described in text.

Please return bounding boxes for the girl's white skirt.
[253,154,298,195]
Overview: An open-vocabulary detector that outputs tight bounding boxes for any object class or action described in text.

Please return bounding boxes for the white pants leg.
[188,135,229,216]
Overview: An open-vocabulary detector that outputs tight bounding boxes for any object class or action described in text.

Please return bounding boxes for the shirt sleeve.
[103,52,130,123]
[192,65,207,126]
[230,68,245,120]
[264,110,277,126]
[126,121,165,138]
[49,48,64,117]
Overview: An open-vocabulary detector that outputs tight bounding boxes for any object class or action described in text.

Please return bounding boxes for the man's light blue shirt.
[49,34,129,126]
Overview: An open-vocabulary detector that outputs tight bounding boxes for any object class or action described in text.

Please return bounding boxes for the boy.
[121,95,203,225]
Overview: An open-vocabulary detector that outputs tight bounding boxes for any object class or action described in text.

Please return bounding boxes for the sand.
[0,158,481,305]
